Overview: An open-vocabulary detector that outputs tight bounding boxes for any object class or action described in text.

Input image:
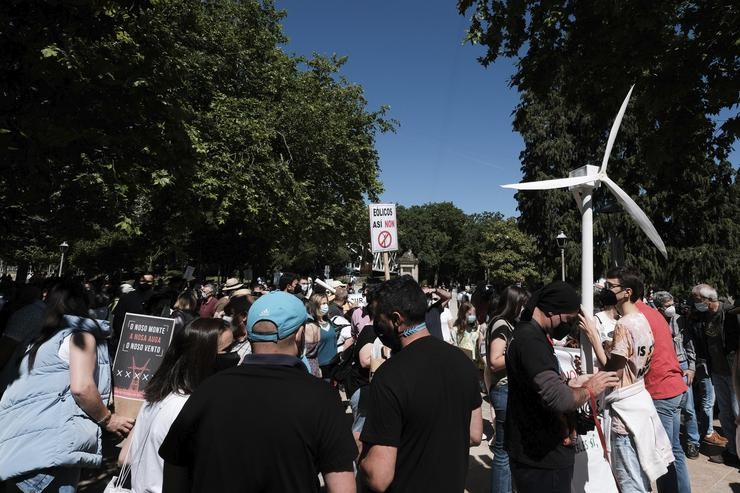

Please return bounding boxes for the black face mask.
[214,352,239,372]
[599,289,618,307]
[374,323,402,354]
[552,314,576,340]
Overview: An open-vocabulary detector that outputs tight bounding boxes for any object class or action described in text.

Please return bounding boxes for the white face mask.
[319,303,329,315]
[466,314,477,325]
[663,305,677,318]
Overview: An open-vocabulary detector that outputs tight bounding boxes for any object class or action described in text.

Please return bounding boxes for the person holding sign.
[120,318,230,493]
[0,280,134,492]
[505,281,619,493]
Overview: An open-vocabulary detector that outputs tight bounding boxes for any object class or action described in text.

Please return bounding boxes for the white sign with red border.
[369,203,398,253]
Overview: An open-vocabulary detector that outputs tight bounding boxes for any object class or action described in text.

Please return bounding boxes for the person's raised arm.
[434,287,451,303]
[579,310,609,368]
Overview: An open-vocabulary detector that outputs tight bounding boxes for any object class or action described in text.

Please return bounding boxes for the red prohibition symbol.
[378,230,392,249]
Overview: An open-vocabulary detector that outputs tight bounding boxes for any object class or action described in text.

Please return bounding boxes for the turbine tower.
[502,85,668,371]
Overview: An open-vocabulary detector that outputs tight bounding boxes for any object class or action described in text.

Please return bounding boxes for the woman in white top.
[120,317,227,493]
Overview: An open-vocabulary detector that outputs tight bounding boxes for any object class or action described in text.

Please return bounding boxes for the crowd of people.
[0,267,737,492]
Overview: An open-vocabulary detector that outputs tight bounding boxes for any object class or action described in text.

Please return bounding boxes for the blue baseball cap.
[247,291,307,342]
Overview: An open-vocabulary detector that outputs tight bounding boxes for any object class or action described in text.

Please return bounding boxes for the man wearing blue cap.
[159,291,357,493]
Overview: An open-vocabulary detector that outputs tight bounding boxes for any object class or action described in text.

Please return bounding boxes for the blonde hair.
[308,292,329,321]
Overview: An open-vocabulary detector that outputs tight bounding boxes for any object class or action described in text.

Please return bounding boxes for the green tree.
[1,0,392,278]
[397,202,468,284]
[479,216,539,285]
[459,0,740,294]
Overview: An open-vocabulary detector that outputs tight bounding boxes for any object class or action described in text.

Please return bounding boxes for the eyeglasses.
[604,282,622,290]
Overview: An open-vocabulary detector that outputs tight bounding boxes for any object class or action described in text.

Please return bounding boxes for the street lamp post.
[556,231,567,282]
[58,241,69,277]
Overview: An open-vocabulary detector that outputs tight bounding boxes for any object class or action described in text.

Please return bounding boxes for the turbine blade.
[502,175,595,190]
[601,175,668,259]
[600,85,635,175]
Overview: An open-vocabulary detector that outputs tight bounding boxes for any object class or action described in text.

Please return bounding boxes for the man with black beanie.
[505,281,619,493]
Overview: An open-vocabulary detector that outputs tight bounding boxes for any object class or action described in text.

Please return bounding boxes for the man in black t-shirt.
[159,291,357,493]
[506,281,618,493]
[360,275,482,492]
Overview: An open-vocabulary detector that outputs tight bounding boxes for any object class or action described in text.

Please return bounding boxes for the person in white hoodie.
[580,266,673,493]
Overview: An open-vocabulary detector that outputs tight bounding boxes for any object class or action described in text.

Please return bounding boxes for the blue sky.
[278,0,524,217]
[277,1,737,218]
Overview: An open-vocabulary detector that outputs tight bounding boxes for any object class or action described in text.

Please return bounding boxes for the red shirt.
[638,301,687,399]
[198,296,218,318]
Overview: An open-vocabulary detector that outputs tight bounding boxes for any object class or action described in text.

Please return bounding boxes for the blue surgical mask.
[466,314,477,325]
[319,303,329,315]
[694,302,709,312]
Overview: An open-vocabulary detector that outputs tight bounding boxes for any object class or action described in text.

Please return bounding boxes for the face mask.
[466,314,477,325]
[694,302,709,312]
[663,305,677,318]
[599,289,618,307]
[319,303,329,315]
[300,283,309,293]
[374,322,402,353]
[552,314,576,340]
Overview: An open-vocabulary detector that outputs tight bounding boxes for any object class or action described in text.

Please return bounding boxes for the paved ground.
[71,396,740,493]
[468,394,740,492]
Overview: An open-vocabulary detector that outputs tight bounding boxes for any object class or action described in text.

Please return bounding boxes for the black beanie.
[522,281,579,320]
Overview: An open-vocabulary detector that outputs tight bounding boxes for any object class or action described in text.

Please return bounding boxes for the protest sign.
[369,203,398,253]
[554,346,617,493]
[348,293,365,307]
[112,313,175,418]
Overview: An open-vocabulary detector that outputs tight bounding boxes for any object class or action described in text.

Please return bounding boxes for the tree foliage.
[396,202,540,285]
[0,0,392,277]
[459,0,740,295]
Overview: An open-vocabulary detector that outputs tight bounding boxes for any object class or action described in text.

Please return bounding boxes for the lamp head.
[556,231,567,249]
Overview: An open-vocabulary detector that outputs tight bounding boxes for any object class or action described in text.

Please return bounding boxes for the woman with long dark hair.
[122,317,227,492]
[0,280,134,491]
[486,285,530,493]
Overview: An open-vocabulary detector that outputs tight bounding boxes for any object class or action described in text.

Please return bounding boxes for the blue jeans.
[679,362,700,446]
[490,384,512,493]
[695,371,715,436]
[349,387,366,434]
[16,467,80,493]
[711,372,739,455]
[654,394,691,493]
[611,433,650,493]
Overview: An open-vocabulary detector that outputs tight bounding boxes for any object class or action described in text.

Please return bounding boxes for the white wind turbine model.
[502,85,668,371]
